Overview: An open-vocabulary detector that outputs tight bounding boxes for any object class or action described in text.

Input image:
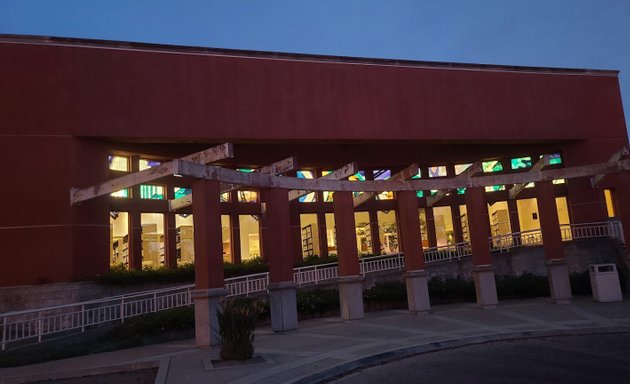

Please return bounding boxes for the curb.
[289,326,630,384]
[0,360,161,384]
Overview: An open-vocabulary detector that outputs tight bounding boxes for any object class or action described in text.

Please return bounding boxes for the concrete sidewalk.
[2,296,630,384]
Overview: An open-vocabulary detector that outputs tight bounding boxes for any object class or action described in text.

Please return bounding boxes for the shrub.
[217,299,262,361]
[363,281,407,304]
[224,258,269,278]
[428,276,476,304]
[496,273,550,299]
[296,288,340,316]
[96,263,195,285]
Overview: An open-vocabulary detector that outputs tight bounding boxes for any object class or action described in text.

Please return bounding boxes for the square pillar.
[465,187,498,308]
[261,187,298,332]
[338,276,365,320]
[397,190,430,313]
[333,191,365,320]
[536,180,572,303]
[192,179,226,347]
[405,270,430,313]
[269,281,298,332]
[546,259,572,304]
[192,288,228,347]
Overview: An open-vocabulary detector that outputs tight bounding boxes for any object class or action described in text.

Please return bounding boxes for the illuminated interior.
[354,211,372,254]
[110,211,129,266]
[141,213,165,268]
[175,214,194,265]
[239,215,260,261]
[377,210,398,254]
[325,213,337,255]
[433,206,454,246]
[300,213,320,257]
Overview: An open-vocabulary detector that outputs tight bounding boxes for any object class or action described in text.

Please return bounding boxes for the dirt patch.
[26,368,158,384]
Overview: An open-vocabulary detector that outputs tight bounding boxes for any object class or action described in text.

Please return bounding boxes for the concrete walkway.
[2,296,630,384]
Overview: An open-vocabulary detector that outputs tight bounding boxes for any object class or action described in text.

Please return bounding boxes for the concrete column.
[465,187,498,308]
[397,190,430,313]
[333,191,364,320]
[192,179,226,347]
[261,187,298,332]
[128,211,143,271]
[536,180,572,304]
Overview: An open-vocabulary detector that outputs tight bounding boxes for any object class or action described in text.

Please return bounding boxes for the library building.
[1,35,630,345]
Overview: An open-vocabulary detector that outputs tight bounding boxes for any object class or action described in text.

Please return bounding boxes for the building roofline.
[0,33,620,77]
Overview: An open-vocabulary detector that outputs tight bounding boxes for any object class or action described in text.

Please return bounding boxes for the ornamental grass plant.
[217,299,263,361]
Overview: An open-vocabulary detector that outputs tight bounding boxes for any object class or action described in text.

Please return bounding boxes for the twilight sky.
[1,0,629,136]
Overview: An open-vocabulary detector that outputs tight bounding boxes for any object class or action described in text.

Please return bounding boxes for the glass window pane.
[511,157,532,170]
[428,166,447,177]
[482,161,503,173]
[454,163,472,175]
[297,170,316,202]
[139,159,161,171]
[109,155,129,171]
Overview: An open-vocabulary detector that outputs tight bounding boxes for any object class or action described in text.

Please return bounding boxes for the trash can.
[589,264,623,303]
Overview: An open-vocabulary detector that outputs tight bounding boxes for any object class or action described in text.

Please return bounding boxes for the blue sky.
[1,0,629,136]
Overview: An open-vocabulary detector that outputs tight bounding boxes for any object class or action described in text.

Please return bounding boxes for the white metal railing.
[1,220,623,350]
[424,242,473,263]
[360,253,405,275]
[0,285,193,351]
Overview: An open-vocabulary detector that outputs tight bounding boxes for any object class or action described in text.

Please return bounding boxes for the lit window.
[411,169,423,198]
[485,185,506,192]
[552,179,566,184]
[454,163,472,175]
[109,156,129,172]
[139,159,161,171]
[482,161,503,173]
[457,188,466,195]
[140,185,164,199]
[238,191,258,202]
[349,171,366,197]
[111,189,129,198]
[373,170,393,200]
[429,166,447,177]
[549,153,562,165]
[221,193,230,202]
[322,170,334,202]
[173,187,191,199]
[297,170,316,203]
[511,157,532,170]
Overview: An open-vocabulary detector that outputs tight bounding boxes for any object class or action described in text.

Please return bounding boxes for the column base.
[472,265,498,309]
[269,281,298,332]
[192,288,229,347]
[404,270,430,314]
[338,275,365,320]
[546,259,572,304]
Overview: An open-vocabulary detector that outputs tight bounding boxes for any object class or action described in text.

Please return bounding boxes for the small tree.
[217,299,262,360]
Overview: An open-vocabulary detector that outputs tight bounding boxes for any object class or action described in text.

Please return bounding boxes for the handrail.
[1,220,623,350]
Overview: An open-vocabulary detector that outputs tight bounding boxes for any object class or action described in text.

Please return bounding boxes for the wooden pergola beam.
[288,162,357,201]
[72,158,630,205]
[353,164,418,207]
[509,155,551,199]
[427,161,482,206]
[71,143,233,205]
[590,146,630,188]
[169,157,298,211]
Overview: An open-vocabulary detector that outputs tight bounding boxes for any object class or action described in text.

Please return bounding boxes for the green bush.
[217,299,262,361]
[297,288,340,316]
[496,273,550,299]
[296,254,339,267]
[224,257,269,278]
[96,263,196,285]
[363,281,407,304]
[428,276,476,303]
